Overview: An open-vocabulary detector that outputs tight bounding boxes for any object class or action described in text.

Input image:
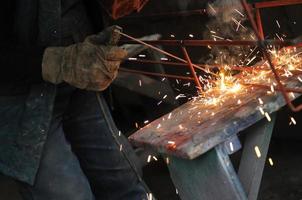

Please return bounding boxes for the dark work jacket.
[0,0,104,184]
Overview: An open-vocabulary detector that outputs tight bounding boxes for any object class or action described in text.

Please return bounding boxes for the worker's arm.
[0,26,126,91]
[0,43,45,84]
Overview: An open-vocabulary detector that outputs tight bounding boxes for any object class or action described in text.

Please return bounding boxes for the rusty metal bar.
[120,39,297,47]
[119,67,195,81]
[118,0,302,20]
[242,83,302,94]
[254,0,302,8]
[181,46,203,92]
[255,8,264,40]
[119,31,216,76]
[127,59,190,67]
[127,59,269,71]
[241,0,302,112]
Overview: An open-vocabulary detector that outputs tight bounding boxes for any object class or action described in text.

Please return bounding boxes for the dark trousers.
[18,85,148,200]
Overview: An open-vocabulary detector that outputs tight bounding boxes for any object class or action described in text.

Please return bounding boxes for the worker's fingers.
[87,25,123,45]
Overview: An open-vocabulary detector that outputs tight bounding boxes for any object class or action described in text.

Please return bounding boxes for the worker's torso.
[38,0,94,46]
[0,0,102,184]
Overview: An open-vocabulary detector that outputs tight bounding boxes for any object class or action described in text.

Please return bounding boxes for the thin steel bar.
[127,59,270,71]
[254,0,302,8]
[242,83,302,94]
[181,46,203,92]
[255,8,264,40]
[120,39,296,47]
[241,0,302,112]
[119,68,195,81]
[123,39,302,48]
[127,59,190,67]
[118,31,216,76]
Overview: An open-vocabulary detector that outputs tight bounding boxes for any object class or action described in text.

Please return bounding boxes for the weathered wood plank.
[238,114,276,200]
[128,52,302,160]
[129,74,301,159]
[167,145,247,200]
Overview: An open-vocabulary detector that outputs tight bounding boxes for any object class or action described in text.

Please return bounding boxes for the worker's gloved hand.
[42,25,127,91]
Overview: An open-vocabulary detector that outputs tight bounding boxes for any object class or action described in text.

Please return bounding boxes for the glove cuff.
[42,47,65,84]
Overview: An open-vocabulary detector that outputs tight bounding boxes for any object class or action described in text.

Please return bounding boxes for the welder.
[0,0,150,199]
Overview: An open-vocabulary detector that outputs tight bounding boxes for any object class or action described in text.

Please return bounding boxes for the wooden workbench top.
[129,71,302,159]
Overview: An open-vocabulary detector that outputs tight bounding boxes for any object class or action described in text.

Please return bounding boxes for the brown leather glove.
[42,26,127,91]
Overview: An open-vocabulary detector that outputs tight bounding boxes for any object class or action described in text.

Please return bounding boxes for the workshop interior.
[1,0,302,199]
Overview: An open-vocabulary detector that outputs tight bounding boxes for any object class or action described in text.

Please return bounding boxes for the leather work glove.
[42,26,127,91]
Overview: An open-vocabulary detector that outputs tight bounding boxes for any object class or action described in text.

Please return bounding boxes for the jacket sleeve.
[0,44,46,84]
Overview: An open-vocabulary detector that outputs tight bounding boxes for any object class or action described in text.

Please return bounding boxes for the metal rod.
[181,46,203,92]
[119,68,195,81]
[127,59,270,71]
[127,59,190,67]
[254,0,302,8]
[241,0,302,112]
[255,8,264,40]
[118,31,216,76]
[242,83,302,94]
[120,39,296,47]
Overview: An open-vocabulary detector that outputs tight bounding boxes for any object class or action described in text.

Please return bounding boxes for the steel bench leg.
[167,145,247,200]
[166,114,276,200]
[238,113,276,200]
